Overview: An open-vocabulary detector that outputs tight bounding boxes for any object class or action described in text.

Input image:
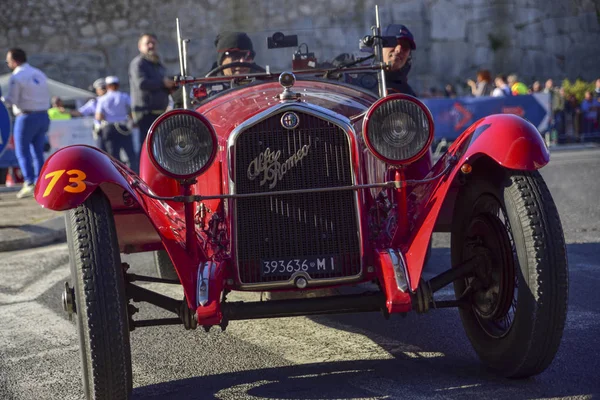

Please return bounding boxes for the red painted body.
[397,114,549,291]
[35,146,204,308]
[376,250,412,313]
[35,77,549,323]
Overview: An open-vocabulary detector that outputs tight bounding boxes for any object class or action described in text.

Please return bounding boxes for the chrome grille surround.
[227,103,363,290]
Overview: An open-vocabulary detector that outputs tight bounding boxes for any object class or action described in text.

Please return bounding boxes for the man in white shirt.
[1,48,50,199]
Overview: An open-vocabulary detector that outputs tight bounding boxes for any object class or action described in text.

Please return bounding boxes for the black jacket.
[128,54,170,112]
[385,62,416,97]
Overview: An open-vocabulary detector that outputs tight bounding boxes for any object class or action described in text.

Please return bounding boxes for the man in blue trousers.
[1,48,50,199]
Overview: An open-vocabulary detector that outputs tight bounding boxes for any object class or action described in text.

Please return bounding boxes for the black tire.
[154,250,178,280]
[67,190,132,399]
[451,170,568,378]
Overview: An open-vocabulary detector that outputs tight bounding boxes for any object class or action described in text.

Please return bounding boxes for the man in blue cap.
[381,24,417,97]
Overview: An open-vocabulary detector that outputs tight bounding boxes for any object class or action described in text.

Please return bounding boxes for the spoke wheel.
[463,197,517,339]
[67,190,132,399]
[451,170,568,378]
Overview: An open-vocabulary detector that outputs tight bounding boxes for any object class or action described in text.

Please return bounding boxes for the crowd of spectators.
[421,71,600,143]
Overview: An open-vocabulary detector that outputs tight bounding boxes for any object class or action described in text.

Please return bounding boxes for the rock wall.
[1,0,598,94]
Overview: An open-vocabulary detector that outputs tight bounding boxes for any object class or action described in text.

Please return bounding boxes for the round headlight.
[147,110,217,179]
[363,94,434,165]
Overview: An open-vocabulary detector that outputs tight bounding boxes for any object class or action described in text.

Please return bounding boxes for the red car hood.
[195,80,377,139]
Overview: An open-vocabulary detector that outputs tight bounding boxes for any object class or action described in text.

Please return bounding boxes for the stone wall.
[1,0,598,95]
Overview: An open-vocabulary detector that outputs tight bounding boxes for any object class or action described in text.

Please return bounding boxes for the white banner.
[47,117,96,151]
[46,118,141,154]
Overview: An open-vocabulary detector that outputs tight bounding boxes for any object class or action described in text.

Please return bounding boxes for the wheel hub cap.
[62,282,76,320]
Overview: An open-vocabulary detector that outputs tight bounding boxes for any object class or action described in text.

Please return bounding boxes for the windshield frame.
[191,74,381,108]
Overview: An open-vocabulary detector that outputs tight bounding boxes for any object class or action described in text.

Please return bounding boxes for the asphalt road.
[0,147,599,400]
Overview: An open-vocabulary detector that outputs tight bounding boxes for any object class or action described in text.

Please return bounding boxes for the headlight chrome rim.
[147,109,218,180]
[363,94,434,165]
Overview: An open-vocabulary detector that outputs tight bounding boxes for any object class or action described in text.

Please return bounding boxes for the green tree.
[561,79,595,103]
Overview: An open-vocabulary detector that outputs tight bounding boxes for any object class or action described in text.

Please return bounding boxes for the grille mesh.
[234,111,361,284]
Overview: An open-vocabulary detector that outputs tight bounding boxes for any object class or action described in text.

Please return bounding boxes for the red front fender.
[455,113,549,169]
[33,145,205,309]
[34,145,138,211]
[401,114,549,291]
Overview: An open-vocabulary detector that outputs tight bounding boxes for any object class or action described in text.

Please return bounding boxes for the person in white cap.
[74,78,107,117]
[95,76,137,171]
[70,78,107,138]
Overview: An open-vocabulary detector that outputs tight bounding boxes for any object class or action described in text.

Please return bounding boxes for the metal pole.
[374,5,387,98]
[182,39,190,109]
[183,39,189,73]
[176,18,189,109]
[176,18,184,77]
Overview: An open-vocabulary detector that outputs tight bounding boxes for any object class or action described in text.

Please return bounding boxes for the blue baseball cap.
[382,24,416,50]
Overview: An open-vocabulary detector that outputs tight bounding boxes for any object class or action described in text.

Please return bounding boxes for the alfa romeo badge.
[281,112,300,130]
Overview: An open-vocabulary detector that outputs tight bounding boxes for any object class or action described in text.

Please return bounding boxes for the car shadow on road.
[132,245,599,399]
[132,355,590,400]
[130,359,513,399]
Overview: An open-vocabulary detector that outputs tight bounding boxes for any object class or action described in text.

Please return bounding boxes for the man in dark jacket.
[381,24,417,97]
[172,31,262,109]
[214,31,257,76]
[128,33,176,151]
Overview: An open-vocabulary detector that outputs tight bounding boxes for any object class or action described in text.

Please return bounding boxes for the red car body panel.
[34,146,204,308]
[397,114,549,291]
[195,80,375,128]
[197,261,225,325]
[376,249,412,313]
[34,75,550,320]
[34,145,135,211]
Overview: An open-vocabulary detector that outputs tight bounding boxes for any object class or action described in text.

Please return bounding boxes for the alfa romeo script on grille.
[261,256,338,277]
[247,144,310,189]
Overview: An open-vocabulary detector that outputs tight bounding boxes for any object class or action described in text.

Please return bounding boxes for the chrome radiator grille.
[233,111,361,284]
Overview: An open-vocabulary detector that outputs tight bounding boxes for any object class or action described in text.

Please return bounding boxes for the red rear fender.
[34,145,139,211]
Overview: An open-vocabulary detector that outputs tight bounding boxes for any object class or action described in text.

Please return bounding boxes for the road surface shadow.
[133,244,599,399]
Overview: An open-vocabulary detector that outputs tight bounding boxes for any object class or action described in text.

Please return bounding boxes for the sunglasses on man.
[223,50,256,61]
[381,36,414,50]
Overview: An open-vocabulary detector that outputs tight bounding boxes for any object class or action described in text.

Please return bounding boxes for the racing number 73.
[42,169,87,198]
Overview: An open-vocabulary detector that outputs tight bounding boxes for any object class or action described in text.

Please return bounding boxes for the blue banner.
[422,93,551,141]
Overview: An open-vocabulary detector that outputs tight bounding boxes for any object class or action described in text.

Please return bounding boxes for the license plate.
[261,256,337,277]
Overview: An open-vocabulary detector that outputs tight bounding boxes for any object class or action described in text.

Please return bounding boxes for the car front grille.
[233,110,361,285]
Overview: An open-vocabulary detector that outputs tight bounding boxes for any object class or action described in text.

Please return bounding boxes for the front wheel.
[67,190,132,399]
[451,170,568,378]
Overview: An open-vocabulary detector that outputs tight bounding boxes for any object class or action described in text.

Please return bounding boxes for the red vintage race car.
[34,16,567,400]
